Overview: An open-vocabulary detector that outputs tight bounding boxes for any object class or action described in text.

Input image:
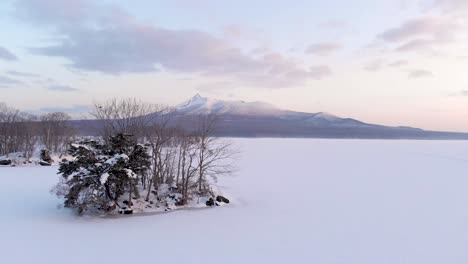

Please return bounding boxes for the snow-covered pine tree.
[55,134,150,215]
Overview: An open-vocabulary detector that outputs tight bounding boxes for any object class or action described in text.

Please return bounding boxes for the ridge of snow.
[100,173,110,185]
[105,154,129,165]
[176,94,284,116]
[124,168,137,179]
[312,112,340,121]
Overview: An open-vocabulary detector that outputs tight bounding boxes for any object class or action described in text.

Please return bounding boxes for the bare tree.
[91,98,158,142]
[193,114,236,195]
[143,107,176,199]
[39,112,74,154]
[19,113,39,161]
[0,103,21,156]
[175,132,199,204]
[0,103,41,158]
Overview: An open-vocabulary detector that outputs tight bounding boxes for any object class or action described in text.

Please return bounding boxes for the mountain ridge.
[176,94,421,130]
[69,94,468,139]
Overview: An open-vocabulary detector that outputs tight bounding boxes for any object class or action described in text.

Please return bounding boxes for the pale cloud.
[6,70,40,78]
[223,25,245,39]
[455,90,468,96]
[0,46,18,61]
[15,0,92,27]
[378,17,456,42]
[47,85,80,92]
[429,0,468,14]
[250,46,270,55]
[408,69,434,78]
[448,90,468,96]
[459,90,468,96]
[388,60,409,67]
[395,39,433,52]
[377,16,460,52]
[305,43,341,56]
[308,66,333,79]
[0,76,22,87]
[16,0,329,89]
[364,59,385,72]
[38,104,91,114]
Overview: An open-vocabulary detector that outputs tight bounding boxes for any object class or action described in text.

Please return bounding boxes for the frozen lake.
[2,139,468,264]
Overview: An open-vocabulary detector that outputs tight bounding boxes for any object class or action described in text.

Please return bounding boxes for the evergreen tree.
[56,134,150,215]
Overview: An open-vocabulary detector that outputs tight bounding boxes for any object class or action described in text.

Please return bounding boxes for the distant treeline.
[0,103,74,159]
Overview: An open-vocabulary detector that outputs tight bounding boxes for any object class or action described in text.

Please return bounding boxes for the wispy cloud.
[0,46,18,61]
[449,90,468,96]
[364,59,385,72]
[408,69,434,78]
[47,84,80,92]
[388,60,409,67]
[38,104,91,114]
[6,70,40,78]
[0,76,23,87]
[429,0,468,14]
[305,42,341,56]
[377,16,460,52]
[308,65,333,79]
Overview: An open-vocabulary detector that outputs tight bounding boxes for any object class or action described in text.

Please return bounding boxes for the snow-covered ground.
[2,139,468,264]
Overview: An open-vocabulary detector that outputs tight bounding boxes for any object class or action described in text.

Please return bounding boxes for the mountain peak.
[192,93,204,101]
[176,94,283,116]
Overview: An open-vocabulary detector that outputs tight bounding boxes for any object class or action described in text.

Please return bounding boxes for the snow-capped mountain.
[176,94,369,128]
[176,94,285,116]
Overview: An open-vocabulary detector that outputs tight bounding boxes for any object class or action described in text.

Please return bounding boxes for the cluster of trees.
[0,103,74,161]
[55,98,235,215]
[56,134,151,214]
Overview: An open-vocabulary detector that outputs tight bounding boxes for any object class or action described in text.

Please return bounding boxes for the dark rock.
[0,160,12,166]
[122,200,134,206]
[39,161,51,166]
[206,198,215,206]
[40,149,52,163]
[151,190,158,195]
[149,201,154,204]
[216,195,230,204]
[119,207,133,215]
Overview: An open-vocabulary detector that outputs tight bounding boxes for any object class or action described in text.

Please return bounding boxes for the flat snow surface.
[2,139,468,264]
